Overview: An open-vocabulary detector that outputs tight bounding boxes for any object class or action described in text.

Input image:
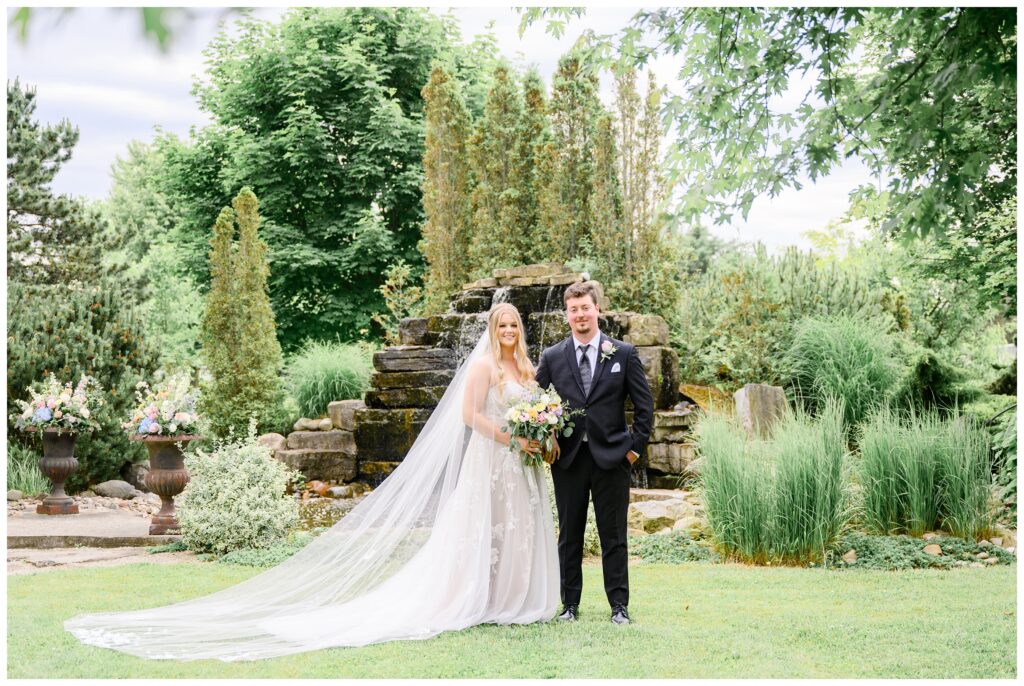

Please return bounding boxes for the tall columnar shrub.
[859,407,993,540]
[6,282,159,489]
[782,314,900,427]
[419,65,473,315]
[696,399,850,565]
[199,187,286,438]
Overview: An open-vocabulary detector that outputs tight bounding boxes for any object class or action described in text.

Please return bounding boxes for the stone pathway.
[8,546,200,575]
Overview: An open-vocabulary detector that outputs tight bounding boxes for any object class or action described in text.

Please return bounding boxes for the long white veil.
[66,331,505,661]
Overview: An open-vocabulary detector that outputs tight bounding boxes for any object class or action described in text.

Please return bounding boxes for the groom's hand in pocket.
[626,449,639,465]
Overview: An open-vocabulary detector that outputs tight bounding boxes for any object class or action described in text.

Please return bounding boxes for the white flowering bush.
[123,372,201,437]
[179,424,300,555]
[11,374,104,433]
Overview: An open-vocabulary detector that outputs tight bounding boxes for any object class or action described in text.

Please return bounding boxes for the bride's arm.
[462,359,512,445]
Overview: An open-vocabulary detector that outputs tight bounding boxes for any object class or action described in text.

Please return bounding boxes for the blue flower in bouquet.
[137,417,155,434]
[33,407,52,422]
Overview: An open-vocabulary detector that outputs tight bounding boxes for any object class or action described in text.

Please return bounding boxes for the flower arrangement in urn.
[10,374,104,515]
[11,373,104,434]
[123,373,201,438]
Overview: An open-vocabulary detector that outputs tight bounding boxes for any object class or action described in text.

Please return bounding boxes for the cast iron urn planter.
[131,434,200,535]
[37,428,80,515]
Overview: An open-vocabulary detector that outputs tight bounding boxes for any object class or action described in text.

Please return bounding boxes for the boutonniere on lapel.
[599,340,618,363]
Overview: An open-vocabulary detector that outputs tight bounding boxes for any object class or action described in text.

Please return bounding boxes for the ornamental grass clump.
[285,340,373,418]
[6,441,48,496]
[859,407,993,540]
[696,398,851,565]
[179,422,300,555]
[782,314,899,427]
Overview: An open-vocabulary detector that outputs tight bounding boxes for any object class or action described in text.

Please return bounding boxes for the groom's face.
[565,294,599,340]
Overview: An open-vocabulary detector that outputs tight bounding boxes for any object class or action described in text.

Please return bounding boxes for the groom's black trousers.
[551,442,631,608]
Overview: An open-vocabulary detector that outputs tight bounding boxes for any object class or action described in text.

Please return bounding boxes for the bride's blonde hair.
[487,303,535,385]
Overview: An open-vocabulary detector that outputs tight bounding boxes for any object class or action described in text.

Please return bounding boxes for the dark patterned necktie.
[578,344,591,396]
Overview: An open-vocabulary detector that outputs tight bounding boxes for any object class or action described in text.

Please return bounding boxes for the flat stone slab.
[8,546,198,575]
[373,346,456,372]
[7,510,180,549]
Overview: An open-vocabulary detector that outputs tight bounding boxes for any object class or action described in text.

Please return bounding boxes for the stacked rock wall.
[276,263,699,488]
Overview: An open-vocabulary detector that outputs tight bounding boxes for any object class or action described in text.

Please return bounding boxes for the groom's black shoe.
[610,605,630,626]
[557,604,578,622]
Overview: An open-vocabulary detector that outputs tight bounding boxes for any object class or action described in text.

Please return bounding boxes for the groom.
[535,281,654,626]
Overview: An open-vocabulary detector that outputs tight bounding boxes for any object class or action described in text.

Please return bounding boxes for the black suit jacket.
[535,333,654,470]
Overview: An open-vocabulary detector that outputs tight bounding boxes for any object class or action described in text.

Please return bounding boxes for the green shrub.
[6,282,160,490]
[891,347,981,413]
[859,407,993,540]
[782,315,899,427]
[989,407,1016,520]
[179,423,301,555]
[285,340,374,418]
[629,531,721,564]
[675,245,894,390]
[827,531,1015,571]
[696,399,851,565]
[218,530,322,567]
[6,441,48,496]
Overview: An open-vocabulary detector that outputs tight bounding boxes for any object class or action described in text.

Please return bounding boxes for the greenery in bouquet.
[502,384,584,466]
[124,372,201,437]
[10,373,104,434]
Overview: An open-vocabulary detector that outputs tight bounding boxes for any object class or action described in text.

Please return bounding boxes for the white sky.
[6,5,876,252]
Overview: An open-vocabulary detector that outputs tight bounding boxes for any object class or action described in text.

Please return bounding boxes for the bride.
[65,303,559,661]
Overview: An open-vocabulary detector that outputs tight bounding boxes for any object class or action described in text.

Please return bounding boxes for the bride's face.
[495,312,520,351]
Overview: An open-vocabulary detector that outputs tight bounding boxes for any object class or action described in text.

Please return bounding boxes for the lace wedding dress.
[65,334,558,661]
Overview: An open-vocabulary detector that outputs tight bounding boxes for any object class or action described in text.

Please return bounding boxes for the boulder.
[734,383,788,438]
[316,418,332,431]
[7,490,24,501]
[635,346,680,410]
[462,277,499,290]
[294,417,321,431]
[93,480,137,499]
[287,430,356,453]
[672,515,703,533]
[328,399,365,431]
[627,499,690,534]
[258,433,287,453]
[842,549,858,564]
[449,289,494,314]
[353,408,434,461]
[364,386,448,410]
[326,485,354,499]
[629,488,689,503]
[369,370,455,391]
[679,384,734,415]
[398,318,431,346]
[645,443,696,475]
[923,544,943,556]
[623,314,669,347]
[274,450,357,483]
[120,462,151,493]
[372,346,456,373]
[683,457,704,479]
[426,314,488,352]
[357,460,399,486]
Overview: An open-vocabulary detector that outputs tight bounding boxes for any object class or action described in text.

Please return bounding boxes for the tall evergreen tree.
[540,54,604,262]
[419,65,473,314]
[589,113,623,280]
[6,79,116,286]
[467,65,525,274]
[199,188,285,437]
[509,68,552,263]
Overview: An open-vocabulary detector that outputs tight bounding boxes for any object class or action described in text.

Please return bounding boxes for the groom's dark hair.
[563,281,600,307]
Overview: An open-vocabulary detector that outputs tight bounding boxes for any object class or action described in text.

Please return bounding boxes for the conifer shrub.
[179,424,300,555]
[6,282,159,490]
[199,188,286,438]
[285,340,373,418]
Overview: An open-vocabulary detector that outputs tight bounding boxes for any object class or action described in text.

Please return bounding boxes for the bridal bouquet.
[11,373,104,434]
[123,373,201,437]
[502,384,583,467]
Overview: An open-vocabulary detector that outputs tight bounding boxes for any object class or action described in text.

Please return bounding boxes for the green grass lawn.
[7,560,1016,678]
